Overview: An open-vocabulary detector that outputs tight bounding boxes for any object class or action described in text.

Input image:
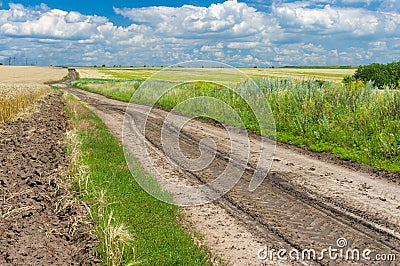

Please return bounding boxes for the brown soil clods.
[0,92,98,265]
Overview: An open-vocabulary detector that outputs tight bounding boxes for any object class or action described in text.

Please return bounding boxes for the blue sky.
[0,0,399,66]
[1,0,227,26]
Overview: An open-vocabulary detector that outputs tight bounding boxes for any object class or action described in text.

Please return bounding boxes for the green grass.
[72,78,142,101]
[72,75,400,172]
[64,93,212,265]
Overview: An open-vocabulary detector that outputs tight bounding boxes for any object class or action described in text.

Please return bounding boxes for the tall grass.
[72,77,400,172]
[0,66,67,122]
[0,84,50,122]
[257,78,400,170]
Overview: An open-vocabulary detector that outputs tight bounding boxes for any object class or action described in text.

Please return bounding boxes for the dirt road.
[57,73,400,265]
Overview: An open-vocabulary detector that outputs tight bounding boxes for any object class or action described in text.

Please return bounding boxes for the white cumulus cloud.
[272,1,400,37]
[114,0,280,39]
[0,4,108,39]
[0,1,400,66]
[272,3,380,35]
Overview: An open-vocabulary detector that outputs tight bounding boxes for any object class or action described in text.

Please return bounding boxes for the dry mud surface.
[0,92,98,265]
[60,80,400,266]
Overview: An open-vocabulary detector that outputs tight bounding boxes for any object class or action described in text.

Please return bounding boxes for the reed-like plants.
[73,77,400,171]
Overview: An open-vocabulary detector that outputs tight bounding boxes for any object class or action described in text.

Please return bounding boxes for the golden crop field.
[241,67,356,81]
[75,67,115,79]
[0,66,67,122]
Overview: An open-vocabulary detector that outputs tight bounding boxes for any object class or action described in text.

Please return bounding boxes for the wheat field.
[0,66,67,122]
[75,67,115,79]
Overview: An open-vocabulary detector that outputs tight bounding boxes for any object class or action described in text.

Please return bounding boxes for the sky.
[0,0,399,66]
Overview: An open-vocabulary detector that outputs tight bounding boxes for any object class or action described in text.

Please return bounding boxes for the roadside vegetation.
[260,78,399,171]
[73,71,400,172]
[64,93,213,265]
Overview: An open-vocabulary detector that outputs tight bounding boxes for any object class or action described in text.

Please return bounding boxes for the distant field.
[0,66,67,84]
[242,68,356,81]
[75,67,116,79]
[0,66,67,122]
[75,66,356,82]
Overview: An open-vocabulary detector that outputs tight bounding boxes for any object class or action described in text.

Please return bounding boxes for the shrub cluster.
[353,61,400,89]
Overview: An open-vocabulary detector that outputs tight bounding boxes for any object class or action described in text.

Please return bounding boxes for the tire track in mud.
[140,111,400,266]
[62,81,400,265]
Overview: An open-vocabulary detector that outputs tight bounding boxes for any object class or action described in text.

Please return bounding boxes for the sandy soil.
[0,92,98,265]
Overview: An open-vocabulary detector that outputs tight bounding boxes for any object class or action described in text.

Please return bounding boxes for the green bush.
[353,61,400,89]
